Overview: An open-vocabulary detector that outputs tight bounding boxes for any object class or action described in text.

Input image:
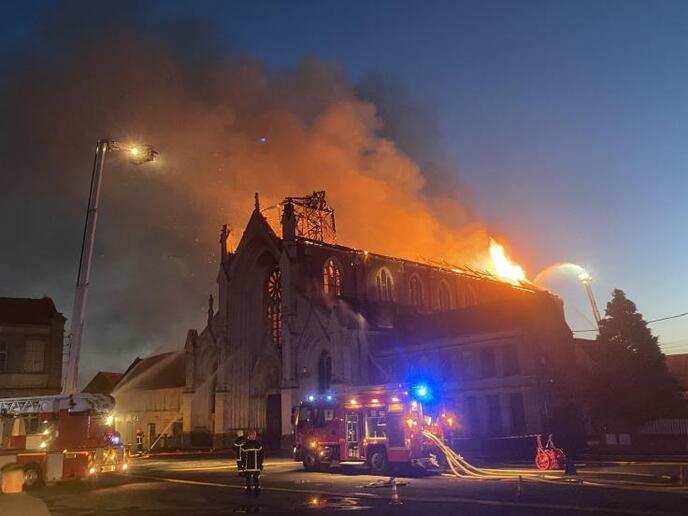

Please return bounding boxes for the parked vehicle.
[0,393,127,487]
[292,384,454,474]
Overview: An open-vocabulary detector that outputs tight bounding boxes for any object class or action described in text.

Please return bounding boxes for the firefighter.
[240,430,264,495]
[136,428,144,455]
[233,429,247,476]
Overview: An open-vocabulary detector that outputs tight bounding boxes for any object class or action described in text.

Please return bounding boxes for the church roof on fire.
[295,236,541,295]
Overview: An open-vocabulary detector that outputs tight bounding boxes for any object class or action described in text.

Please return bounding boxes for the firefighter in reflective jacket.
[233,429,247,476]
[240,430,264,495]
[135,428,144,455]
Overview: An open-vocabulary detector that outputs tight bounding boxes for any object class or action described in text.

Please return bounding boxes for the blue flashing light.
[412,383,433,401]
[307,394,315,402]
[325,394,333,401]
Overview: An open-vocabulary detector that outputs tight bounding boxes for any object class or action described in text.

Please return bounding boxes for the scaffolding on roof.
[261,191,337,244]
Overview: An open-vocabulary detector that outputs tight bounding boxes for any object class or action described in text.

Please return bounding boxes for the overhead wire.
[572,311,688,333]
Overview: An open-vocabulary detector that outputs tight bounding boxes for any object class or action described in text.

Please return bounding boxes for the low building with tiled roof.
[82,371,124,395]
[109,351,186,450]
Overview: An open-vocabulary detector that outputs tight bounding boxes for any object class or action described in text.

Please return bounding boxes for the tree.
[589,289,679,427]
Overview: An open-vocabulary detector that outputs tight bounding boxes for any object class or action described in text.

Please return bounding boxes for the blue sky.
[3,0,687,351]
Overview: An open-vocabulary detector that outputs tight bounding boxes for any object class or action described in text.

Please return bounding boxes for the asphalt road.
[33,456,688,516]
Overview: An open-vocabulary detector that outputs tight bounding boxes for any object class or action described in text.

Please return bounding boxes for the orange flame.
[489,238,527,285]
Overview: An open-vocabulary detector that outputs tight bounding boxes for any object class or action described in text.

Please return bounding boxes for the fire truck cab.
[292,384,453,474]
[0,393,127,487]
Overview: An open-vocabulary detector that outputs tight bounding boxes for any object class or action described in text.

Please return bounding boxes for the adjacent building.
[0,297,65,398]
[82,371,123,395]
[182,192,583,451]
[110,352,186,450]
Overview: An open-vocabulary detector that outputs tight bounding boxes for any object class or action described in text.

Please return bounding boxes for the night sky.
[1,1,686,383]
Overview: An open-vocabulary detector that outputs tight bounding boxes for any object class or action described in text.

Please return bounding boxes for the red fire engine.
[292,384,454,474]
[0,393,127,487]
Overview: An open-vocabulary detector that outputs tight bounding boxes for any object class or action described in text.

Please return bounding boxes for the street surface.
[35,455,688,515]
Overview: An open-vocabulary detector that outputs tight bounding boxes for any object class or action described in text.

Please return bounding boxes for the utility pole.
[63,140,156,394]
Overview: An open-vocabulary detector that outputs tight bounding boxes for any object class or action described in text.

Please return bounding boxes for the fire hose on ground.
[422,430,547,480]
[422,430,688,491]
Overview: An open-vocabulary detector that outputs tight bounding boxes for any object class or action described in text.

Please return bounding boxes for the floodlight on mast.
[63,139,157,394]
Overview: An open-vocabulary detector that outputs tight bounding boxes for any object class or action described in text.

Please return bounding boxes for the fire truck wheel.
[368,449,388,475]
[535,450,551,470]
[302,452,319,471]
[23,463,44,489]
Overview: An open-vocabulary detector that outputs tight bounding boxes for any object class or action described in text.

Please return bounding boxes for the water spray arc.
[578,271,602,328]
[532,262,602,331]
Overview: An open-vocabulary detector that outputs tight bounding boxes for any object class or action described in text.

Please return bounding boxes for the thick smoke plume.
[0,9,489,383]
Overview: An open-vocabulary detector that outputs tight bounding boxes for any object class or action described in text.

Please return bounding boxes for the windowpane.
[323,258,342,296]
[366,408,387,438]
[409,275,423,307]
[23,415,40,434]
[298,406,312,425]
[509,392,527,435]
[376,269,393,302]
[459,284,477,308]
[318,351,332,393]
[24,340,44,372]
[480,348,496,378]
[502,344,520,376]
[266,267,282,348]
[450,349,465,378]
[439,282,451,311]
[386,415,405,447]
[0,341,7,371]
[466,395,480,435]
[486,394,502,436]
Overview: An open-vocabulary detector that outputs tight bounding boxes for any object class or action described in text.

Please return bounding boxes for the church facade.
[182,192,581,452]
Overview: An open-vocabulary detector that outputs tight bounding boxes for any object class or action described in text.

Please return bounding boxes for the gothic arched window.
[409,274,424,307]
[323,258,342,296]
[266,266,282,348]
[317,350,332,393]
[439,281,451,311]
[459,283,477,308]
[376,268,394,302]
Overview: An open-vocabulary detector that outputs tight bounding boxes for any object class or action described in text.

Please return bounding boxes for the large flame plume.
[488,238,527,285]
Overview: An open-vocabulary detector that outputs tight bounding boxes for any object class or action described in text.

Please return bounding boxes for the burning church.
[181,192,583,452]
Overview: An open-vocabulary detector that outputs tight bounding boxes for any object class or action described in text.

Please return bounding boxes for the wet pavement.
[32,456,688,515]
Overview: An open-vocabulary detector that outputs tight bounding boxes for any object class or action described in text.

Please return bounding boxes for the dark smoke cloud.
[0,5,489,385]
